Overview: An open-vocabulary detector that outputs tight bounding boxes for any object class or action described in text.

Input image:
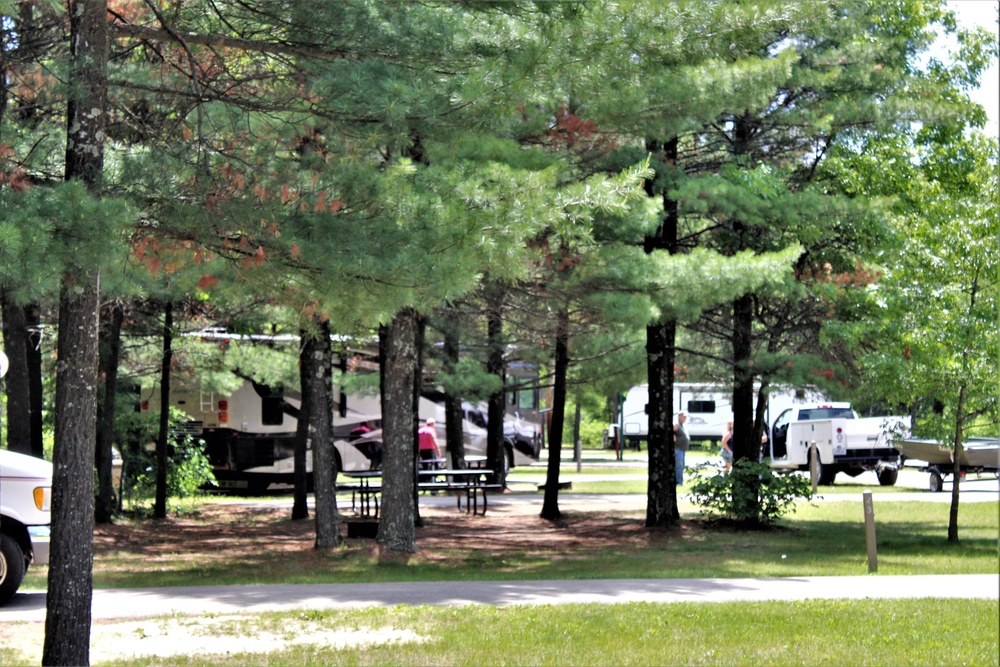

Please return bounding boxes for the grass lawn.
[5,599,993,666]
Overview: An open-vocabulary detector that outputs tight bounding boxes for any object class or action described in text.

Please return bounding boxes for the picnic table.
[339,466,499,518]
[340,470,382,517]
[464,455,488,469]
[417,468,497,515]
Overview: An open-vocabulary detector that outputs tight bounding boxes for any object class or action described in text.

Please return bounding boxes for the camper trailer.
[140,380,542,493]
[616,383,828,449]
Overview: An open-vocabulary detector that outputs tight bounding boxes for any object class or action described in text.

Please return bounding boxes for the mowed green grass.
[77,599,998,667]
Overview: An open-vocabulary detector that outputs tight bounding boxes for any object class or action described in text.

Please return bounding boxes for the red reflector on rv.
[836,427,843,434]
[219,400,228,411]
[219,411,229,423]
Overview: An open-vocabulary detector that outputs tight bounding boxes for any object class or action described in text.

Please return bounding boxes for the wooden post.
[809,442,819,494]
[863,490,878,572]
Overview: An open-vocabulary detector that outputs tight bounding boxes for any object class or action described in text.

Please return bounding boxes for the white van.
[0,449,52,604]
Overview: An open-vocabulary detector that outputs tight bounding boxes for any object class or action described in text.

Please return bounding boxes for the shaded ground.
[91,500,683,569]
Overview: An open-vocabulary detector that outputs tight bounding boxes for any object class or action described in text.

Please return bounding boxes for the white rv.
[616,383,828,448]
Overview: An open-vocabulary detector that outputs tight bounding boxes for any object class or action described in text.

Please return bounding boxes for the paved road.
[2,575,997,623]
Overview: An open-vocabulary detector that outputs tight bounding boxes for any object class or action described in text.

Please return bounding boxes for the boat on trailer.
[896,437,999,492]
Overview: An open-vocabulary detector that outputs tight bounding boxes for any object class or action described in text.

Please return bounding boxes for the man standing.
[673,411,690,486]
[418,417,442,466]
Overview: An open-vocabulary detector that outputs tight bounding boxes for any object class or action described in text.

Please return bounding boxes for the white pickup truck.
[767,402,908,486]
[0,448,52,603]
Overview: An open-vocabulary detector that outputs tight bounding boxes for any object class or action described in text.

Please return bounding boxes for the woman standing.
[721,421,734,472]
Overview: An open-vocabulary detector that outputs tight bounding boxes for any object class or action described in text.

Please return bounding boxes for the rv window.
[687,400,716,414]
[253,383,285,426]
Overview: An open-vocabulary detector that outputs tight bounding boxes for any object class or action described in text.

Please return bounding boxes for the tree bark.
[540,305,569,521]
[308,320,340,548]
[154,302,172,519]
[292,329,312,521]
[1,292,33,455]
[95,301,124,524]
[485,283,506,486]
[645,318,678,526]
[377,308,418,556]
[43,278,99,667]
[442,317,466,469]
[26,303,45,458]
[947,383,966,543]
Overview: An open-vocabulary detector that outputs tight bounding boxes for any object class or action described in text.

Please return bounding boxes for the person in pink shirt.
[418,418,442,465]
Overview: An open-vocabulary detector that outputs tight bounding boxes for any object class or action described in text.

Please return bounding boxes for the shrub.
[688,458,814,526]
[119,408,215,504]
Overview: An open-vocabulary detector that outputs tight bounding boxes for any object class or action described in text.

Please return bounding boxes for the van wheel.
[0,533,27,605]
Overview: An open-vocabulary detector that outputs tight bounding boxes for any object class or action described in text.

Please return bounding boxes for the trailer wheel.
[877,468,898,487]
[929,469,944,493]
[0,533,27,605]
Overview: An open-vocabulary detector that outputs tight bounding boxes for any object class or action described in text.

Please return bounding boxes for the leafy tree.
[831,129,998,542]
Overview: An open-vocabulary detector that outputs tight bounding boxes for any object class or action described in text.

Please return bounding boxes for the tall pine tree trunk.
[646,319,678,526]
[485,282,506,486]
[95,301,124,524]
[644,137,680,527]
[442,314,466,469]
[44,0,106,660]
[540,305,569,521]
[728,115,762,525]
[292,328,313,521]
[154,302,172,519]
[44,279,100,667]
[377,309,418,556]
[308,320,340,548]
[1,292,32,455]
[731,293,760,523]
[26,303,44,458]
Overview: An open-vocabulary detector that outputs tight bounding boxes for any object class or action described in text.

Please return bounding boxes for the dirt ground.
[90,498,676,566]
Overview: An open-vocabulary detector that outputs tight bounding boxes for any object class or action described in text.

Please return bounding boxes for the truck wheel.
[929,470,944,493]
[0,533,27,605]
[817,461,837,486]
[877,468,898,486]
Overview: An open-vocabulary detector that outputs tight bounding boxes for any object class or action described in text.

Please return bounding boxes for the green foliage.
[828,131,999,443]
[0,182,132,302]
[119,408,215,504]
[436,356,502,401]
[688,459,814,525]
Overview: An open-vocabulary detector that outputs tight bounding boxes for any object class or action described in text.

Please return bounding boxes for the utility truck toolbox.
[768,402,908,486]
[0,448,53,604]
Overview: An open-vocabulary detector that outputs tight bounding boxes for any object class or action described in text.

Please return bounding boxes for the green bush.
[688,458,813,526]
[119,408,215,504]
